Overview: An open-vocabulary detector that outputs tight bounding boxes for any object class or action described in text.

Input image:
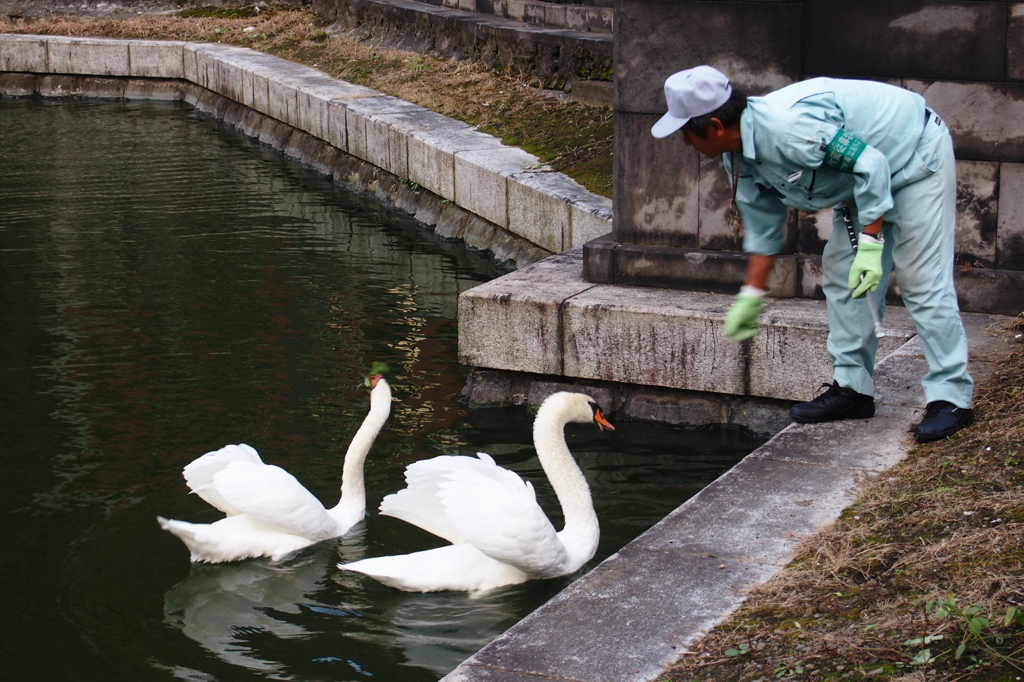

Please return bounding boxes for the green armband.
[822,130,867,173]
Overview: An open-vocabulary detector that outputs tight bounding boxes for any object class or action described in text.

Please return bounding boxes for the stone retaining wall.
[0,34,613,267]
[431,0,612,34]
[604,0,1024,318]
[312,0,613,88]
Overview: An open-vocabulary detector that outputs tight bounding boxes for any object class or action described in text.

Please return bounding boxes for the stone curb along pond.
[1,34,1018,682]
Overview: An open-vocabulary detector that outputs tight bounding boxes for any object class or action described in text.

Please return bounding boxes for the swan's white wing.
[211,461,337,541]
[182,443,263,515]
[437,457,568,576]
[378,454,495,544]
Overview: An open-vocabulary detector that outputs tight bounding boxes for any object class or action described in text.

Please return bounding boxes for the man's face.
[681,123,732,158]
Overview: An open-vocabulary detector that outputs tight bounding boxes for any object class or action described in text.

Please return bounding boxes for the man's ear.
[708,117,726,136]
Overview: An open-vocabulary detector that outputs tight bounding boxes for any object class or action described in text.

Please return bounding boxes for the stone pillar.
[588,0,1024,316]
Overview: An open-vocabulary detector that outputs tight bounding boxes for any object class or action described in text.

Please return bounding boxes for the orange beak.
[594,408,615,431]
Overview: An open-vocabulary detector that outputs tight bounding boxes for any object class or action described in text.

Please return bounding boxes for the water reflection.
[328,565,529,679]
[162,526,527,680]
[163,533,368,678]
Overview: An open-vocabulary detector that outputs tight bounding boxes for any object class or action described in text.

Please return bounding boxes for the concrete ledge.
[407,124,502,199]
[459,247,921,404]
[0,33,46,72]
[46,34,129,76]
[127,39,186,79]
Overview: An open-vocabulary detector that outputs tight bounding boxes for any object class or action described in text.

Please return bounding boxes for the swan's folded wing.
[211,461,337,541]
[378,455,484,544]
[183,443,263,515]
[436,462,568,576]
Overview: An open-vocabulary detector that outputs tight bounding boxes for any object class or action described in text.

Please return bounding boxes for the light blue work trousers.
[821,116,974,408]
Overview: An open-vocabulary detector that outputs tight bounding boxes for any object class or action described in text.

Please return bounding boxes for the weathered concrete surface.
[437,0,613,34]
[461,368,796,436]
[458,249,595,375]
[445,302,1017,682]
[807,1,1008,82]
[459,247,921,404]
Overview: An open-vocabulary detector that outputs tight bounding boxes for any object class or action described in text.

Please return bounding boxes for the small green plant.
[773,660,804,678]
[724,642,749,657]
[920,595,1024,671]
[902,634,944,666]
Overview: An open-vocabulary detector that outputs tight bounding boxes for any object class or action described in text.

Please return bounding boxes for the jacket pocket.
[890,133,942,189]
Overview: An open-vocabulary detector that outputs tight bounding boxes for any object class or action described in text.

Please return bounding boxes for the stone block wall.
[601,0,1024,316]
[312,0,613,87]
[436,0,613,33]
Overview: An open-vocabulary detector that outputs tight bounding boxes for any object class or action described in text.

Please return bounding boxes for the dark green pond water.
[0,97,762,682]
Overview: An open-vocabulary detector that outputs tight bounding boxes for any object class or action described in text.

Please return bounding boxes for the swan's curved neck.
[332,382,391,518]
[533,403,598,555]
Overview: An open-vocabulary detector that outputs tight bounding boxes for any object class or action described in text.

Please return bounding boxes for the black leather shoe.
[914,401,975,442]
[790,381,875,424]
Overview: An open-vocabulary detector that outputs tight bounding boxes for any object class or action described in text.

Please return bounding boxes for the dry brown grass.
[0,7,613,195]
[666,329,1024,681]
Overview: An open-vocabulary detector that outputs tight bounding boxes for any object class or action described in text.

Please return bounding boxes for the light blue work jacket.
[723,78,930,256]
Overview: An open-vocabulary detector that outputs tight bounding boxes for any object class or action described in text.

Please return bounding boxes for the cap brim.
[651,111,689,139]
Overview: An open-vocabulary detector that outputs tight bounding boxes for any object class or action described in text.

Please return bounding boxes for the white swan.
[338,391,614,592]
[158,374,392,563]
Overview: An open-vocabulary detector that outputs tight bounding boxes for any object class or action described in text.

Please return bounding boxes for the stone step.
[458,246,920,404]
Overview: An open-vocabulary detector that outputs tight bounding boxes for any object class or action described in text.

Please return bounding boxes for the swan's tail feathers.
[338,544,530,593]
[158,516,204,541]
[338,554,423,591]
[182,444,262,515]
[157,514,307,564]
[157,516,206,558]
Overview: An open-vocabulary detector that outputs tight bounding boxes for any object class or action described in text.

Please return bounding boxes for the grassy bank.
[0,6,614,196]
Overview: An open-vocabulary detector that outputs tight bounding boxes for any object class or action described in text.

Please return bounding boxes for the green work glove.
[848,233,884,298]
[724,286,766,342]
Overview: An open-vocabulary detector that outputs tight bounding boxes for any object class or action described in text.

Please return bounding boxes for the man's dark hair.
[685,88,748,138]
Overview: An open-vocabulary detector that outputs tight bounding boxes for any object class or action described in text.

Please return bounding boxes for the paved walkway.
[443,310,1016,681]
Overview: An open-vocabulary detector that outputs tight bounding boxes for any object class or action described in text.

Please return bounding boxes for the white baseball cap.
[651,65,732,139]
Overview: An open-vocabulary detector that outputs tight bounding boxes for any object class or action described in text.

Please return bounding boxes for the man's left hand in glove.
[848,232,884,298]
